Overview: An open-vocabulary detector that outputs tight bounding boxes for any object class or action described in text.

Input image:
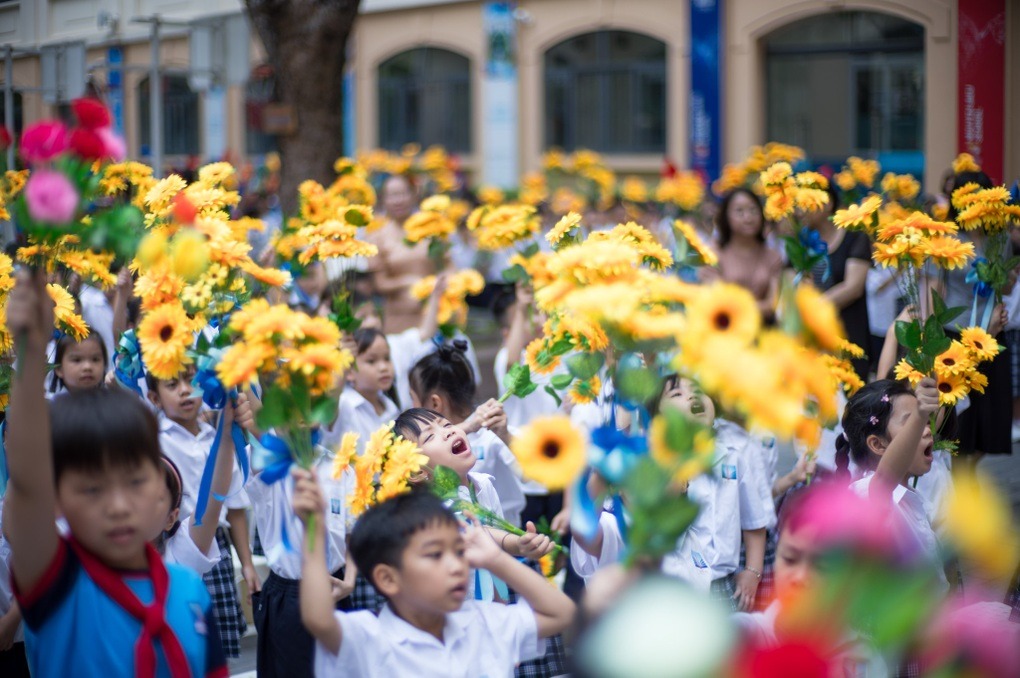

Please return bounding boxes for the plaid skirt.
[739,527,777,612]
[341,572,387,613]
[509,560,569,678]
[202,527,247,658]
[709,573,737,612]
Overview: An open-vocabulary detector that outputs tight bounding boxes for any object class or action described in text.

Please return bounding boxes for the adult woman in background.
[703,188,784,323]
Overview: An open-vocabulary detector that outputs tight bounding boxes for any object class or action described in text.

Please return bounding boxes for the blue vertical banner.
[482,2,518,188]
[107,47,124,136]
[689,0,722,183]
[343,68,355,156]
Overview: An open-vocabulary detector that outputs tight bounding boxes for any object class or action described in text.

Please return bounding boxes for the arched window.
[765,11,925,175]
[378,47,471,153]
[245,65,279,156]
[0,91,23,140]
[138,75,200,157]
[544,30,666,153]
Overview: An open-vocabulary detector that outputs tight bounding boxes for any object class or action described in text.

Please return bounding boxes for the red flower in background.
[736,640,831,678]
[72,97,111,129]
[172,194,198,225]
[0,126,11,150]
[20,121,69,163]
[69,127,106,161]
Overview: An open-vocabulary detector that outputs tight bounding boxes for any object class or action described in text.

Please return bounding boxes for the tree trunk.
[244,0,361,215]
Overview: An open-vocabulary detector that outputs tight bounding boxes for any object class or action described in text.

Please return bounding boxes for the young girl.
[408,343,527,526]
[393,408,567,678]
[4,269,226,675]
[656,375,772,612]
[146,368,257,659]
[836,377,948,592]
[324,327,400,452]
[47,332,108,396]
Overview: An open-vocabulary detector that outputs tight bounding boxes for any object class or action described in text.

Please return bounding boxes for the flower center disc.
[541,441,560,459]
[159,326,173,342]
[713,312,731,331]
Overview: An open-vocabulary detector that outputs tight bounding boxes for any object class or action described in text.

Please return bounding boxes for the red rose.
[172,193,198,225]
[737,641,830,678]
[0,126,11,150]
[71,97,112,129]
[20,121,69,163]
[69,127,106,161]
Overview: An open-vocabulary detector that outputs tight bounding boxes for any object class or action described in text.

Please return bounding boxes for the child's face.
[57,460,168,569]
[350,335,394,395]
[883,394,933,477]
[659,377,715,425]
[152,368,201,425]
[56,338,105,392]
[354,304,382,331]
[413,416,475,478]
[382,521,470,613]
[774,526,824,597]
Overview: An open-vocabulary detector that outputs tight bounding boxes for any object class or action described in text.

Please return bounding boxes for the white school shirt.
[323,387,400,453]
[158,415,249,528]
[466,429,526,527]
[678,419,771,582]
[570,509,625,583]
[245,452,352,579]
[0,501,25,644]
[79,284,115,360]
[849,474,949,593]
[748,432,779,531]
[914,448,953,529]
[865,267,902,337]
[315,599,545,677]
[163,515,221,575]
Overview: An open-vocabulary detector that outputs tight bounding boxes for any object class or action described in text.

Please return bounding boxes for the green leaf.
[565,351,605,381]
[550,373,574,390]
[930,289,948,320]
[502,363,536,398]
[344,207,367,226]
[292,378,312,420]
[501,264,527,284]
[543,385,563,407]
[431,465,463,500]
[310,396,339,428]
[895,320,922,350]
[520,242,540,258]
[939,305,967,326]
[615,366,660,405]
[256,387,290,430]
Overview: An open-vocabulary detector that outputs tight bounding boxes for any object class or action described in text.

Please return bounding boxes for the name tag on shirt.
[330,498,343,515]
[691,551,708,568]
[721,464,738,480]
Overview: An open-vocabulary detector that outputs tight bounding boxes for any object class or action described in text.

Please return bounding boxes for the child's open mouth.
[690,400,705,415]
[923,443,933,460]
[451,438,468,455]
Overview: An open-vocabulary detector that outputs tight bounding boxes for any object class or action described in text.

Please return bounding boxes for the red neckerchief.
[66,538,192,678]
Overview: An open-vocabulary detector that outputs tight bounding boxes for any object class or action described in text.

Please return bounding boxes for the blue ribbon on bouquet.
[252,429,323,553]
[113,331,145,397]
[190,355,251,527]
[800,227,830,284]
[569,468,630,551]
[966,258,996,329]
[474,567,510,603]
[0,420,8,498]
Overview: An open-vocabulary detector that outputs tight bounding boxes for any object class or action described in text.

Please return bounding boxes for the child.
[408,344,526,527]
[237,391,357,677]
[0,498,28,677]
[837,377,949,592]
[656,375,772,611]
[4,270,226,675]
[297,482,576,677]
[47,332,108,396]
[146,368,257,659]
[324,327,400,452]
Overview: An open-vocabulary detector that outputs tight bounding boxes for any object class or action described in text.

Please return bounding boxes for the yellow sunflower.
[893,359,925,386]
[838,339,866,359]
[568,375,601,405]
[951,153,981,174]
[672,219,718,266]
[794,283,846,351]
[934,341,975,377]
[137,302,194,379]
[511,415,587,490]
[648,416,715,485]
[959,326,1001,362]
[683,282,761,348]
[935,372,968,406]
[920,236,974,270]
[965,369,989,394]
[940,468,1018,580]
[833,194,882,231]
[332,432,360,480]
[524,337,560,376]
[216,342,273,389]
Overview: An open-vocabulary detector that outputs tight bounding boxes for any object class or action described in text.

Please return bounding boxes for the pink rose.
[96,127,126,161]
[19,121,69,163]
[25,169,79,224]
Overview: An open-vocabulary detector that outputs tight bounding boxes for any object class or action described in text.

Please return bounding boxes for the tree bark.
[244,0,361,215]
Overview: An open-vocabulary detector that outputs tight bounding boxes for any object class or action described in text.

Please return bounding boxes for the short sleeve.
[477,600,546,664]
[315,611,379,675]
[165,517,221,575]
[847,231,873,263]
[224,462,250,510]
[736,442,771,531]
[13,537,79,630]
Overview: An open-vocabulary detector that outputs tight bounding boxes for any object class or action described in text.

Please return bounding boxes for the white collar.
[158,414,215,440]
[344,388,397,417]
[378,602,470,648]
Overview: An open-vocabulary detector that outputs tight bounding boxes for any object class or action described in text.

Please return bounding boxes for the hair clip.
[840,431,849,441]
[869,415,880,426]
[880,394,890,403]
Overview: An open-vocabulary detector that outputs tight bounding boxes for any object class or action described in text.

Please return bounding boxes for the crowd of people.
[0,120,1019,678]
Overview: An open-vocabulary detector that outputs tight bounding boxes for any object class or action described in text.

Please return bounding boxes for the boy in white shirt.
[296,481,576,678]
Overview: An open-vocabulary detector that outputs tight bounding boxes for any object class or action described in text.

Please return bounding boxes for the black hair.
[408,341,476,418]
[823,180,840,215]
[393,407,446,443]
[834,379,914,473]
[716,187,765,247]
[647,373,681,418]
[50,388,163,483]
[348,487,460,593]
[947,170,994,223]
[49,332,109,393]
[491,287,517,329]
[351,327,400,408]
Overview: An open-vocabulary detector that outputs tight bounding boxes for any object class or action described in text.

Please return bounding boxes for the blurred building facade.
[1,0,1018,189]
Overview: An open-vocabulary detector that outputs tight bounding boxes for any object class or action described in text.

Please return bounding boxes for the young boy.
[295,475,575,677]
[4,270,226,676]
[146,368,257,658]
